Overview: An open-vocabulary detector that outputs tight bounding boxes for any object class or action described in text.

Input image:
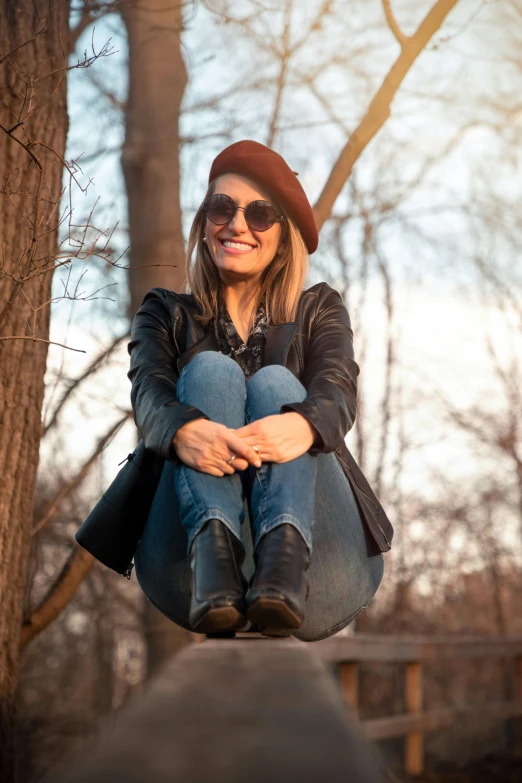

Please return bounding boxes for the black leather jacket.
[127,282,393,553]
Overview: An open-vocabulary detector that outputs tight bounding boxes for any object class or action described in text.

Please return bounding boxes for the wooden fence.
[317,634,522,775]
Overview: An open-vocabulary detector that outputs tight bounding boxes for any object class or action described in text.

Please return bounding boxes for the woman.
[129,140,393,640]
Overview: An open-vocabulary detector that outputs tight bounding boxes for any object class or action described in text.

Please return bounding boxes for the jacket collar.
[264,323,297,366]
[177,320,297,374]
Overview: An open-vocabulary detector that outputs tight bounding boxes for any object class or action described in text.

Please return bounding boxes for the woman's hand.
[234,412,316,464]
[172,418,262,477]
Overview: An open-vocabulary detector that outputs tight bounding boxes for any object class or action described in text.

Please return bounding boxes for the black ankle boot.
[189,519,248,634]
[245,524,311,637]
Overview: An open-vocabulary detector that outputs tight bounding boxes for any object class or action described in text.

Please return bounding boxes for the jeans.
[173,351,317,556]
[134,352,384,642]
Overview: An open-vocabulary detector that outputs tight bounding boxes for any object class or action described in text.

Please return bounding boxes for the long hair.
[184,180,310,331]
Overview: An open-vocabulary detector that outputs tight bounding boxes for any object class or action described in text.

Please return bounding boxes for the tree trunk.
[121,0,188,315]
[0,2,69,778]
[120,0,191,676]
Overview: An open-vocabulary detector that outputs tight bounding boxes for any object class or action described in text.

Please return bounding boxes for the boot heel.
[189,519,248,634]
[192,604,245,635]
[246,595,302,633]
[245,525,311,636]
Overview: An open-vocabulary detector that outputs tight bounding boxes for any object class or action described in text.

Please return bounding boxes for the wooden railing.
[317,634,522,775]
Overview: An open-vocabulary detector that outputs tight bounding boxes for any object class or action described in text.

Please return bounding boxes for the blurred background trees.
[1,0,520,779]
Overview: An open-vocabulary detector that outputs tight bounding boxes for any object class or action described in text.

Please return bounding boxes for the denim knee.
[179,351,245,393]
[246,365,307,417]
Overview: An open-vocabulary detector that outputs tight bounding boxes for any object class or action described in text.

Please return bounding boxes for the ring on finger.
[252,445,260,454]
[227,453,237,465]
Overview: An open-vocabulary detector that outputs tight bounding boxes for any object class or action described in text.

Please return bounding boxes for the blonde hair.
[184,180,310,331]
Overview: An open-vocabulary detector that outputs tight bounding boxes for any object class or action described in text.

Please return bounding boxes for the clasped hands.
[172,412,316,477]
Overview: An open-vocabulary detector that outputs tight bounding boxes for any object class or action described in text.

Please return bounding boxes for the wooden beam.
[363,700,522,741]
[46,634,384,783]
[316,634,522,664]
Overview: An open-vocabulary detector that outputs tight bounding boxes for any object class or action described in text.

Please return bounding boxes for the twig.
[32,412,132,536]
[44,332,130,434]
[0,336,86,352]
[382,0,407,47]
[313,0,459,229]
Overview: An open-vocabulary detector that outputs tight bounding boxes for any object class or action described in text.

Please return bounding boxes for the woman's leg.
[134,351,251,633]
[173,351,254,633]
[246,365,317,553]
[243,366,317,635]
[294,451,384,642]
[174,351,248,554]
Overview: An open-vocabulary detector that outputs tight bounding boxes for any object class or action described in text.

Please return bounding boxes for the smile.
[218,238,255,254]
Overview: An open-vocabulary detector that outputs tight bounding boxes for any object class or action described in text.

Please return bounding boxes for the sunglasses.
[205,193,285,233]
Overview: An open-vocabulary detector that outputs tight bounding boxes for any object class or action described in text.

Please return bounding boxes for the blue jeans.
[174,352,316,556]
[134,352,384,641]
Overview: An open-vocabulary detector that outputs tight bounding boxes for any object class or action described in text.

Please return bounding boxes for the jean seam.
[303,605,368,643]
[177,368,186,401]
[177,463,206,523]
[255,513,312,551]
[143,591,193,632]
[253,465,269,537]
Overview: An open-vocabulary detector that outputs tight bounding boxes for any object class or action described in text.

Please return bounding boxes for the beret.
[208,139,319,254]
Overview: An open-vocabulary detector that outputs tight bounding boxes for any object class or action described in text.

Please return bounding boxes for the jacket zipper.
[117,451,136,467]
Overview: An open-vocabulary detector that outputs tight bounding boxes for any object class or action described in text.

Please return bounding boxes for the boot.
[189,519,248,634]
[245,523,311,637]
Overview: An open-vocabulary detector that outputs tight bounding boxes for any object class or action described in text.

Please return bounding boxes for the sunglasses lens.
[245,201,277,231]
[205,195,279,232]
[206,194,235,225]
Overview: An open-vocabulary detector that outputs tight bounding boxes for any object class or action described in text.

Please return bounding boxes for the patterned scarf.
[213,293,269,380]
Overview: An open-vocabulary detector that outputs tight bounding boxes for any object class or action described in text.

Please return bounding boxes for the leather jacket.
[127,282,394,553]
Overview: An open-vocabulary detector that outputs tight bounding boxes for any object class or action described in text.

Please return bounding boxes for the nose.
[227,206,249,234]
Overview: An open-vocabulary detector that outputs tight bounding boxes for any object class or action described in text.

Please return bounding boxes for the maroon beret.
[208,139,319,254]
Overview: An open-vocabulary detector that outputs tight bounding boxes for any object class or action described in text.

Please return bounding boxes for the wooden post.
[339,662,359,717]
[516,656,522,756]
[405,661,423,775]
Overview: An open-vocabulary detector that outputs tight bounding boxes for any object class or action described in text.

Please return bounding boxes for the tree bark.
[0,2,69,777]
[121,0,188,316]
[120,0,192,676]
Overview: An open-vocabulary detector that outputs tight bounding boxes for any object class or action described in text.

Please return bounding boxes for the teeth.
[222,240,253,251]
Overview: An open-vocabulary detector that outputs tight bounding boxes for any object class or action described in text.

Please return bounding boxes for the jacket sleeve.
[127,288,209,462]
[281,284,360,455]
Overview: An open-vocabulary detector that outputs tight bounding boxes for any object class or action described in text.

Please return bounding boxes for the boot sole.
[246,596,302,637]
[191,605,247,635]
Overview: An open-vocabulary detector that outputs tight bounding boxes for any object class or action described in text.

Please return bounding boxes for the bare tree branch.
[32,412,132,536]
[382,0,407,47]
[313,0,459,229]
[0,334,86,351]
[43,331,130,435]
[19,546,95,651]
[266,0,292,147]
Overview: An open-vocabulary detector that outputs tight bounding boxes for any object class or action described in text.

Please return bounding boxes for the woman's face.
[204,173,282,286]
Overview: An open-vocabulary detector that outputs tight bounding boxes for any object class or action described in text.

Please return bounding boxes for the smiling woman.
[186,153,311,343]
[202,175,285,341]
[79,139,393,641]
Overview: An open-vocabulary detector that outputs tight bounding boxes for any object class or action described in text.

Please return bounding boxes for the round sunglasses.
[204,193,285,233]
